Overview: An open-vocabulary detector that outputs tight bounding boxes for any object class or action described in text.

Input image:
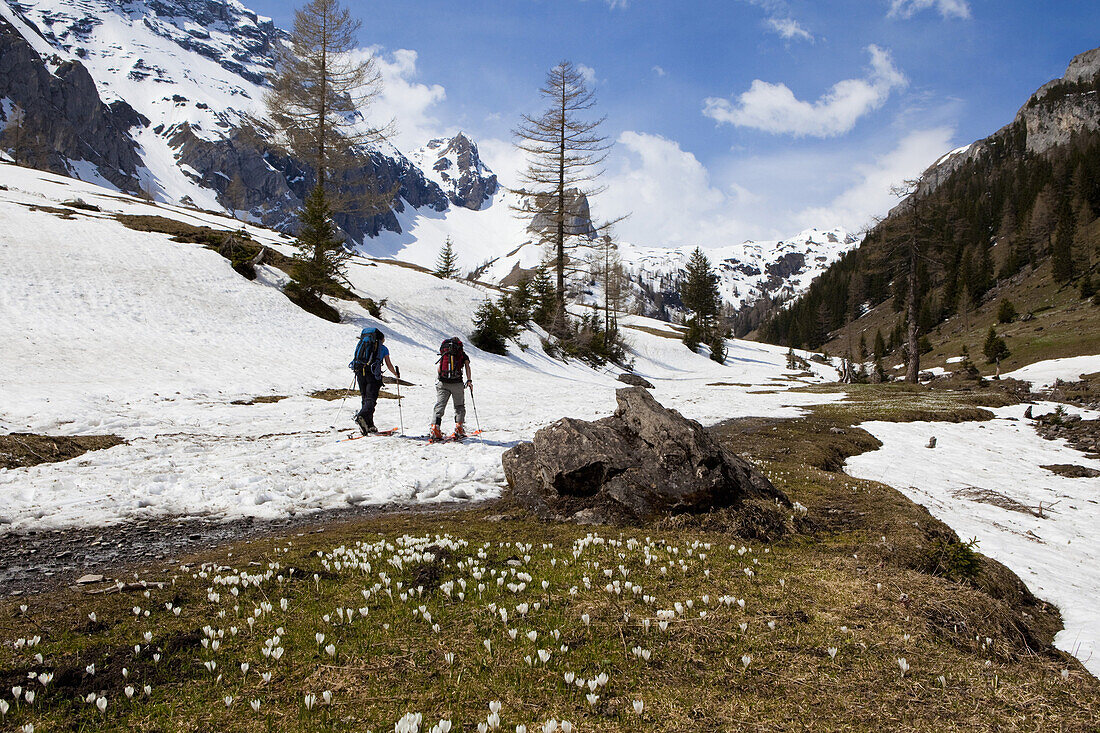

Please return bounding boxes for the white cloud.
[702,45,907,137]
[794,126,956,232]
[766,17,814,42]
[577,64,599,87]
[888,0,971,19]
[652,65,667,77]
[353,47,448,152]
[599,131,752,247]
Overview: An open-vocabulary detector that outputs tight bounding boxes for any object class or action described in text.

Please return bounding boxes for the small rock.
[926,437,937,449]
[76,574,105,585]
[829,427,846,434]
[617,373,654,389]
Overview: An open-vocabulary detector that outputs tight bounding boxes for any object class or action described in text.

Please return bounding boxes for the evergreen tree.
[1079,271,1095,299]
[680,247,722,353]
[858,332,868,361]
[470,298,515,355]
[997,299,1017,323]
[873,330,886,359]
[435,237,460,279]
[1051,219,1075,283]
[983,326,1010,365]
[292,184,347,295]
[707,331,727,364]
[530,267,557,327]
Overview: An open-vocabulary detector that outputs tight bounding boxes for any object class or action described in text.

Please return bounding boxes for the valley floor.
[2,163,1100,684]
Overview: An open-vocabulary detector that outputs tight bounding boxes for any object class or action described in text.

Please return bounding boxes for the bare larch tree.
[512,60,619,330]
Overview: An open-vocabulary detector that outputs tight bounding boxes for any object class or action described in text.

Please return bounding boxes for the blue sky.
[247,0,1100,248]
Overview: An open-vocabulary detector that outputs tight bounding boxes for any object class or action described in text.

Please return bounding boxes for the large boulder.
[502,387,785,524]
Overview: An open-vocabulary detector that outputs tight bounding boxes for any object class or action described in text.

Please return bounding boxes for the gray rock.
[617,373,654,389]
[0,16,145,192]
[502,387,785,524]
[75,573,104,584]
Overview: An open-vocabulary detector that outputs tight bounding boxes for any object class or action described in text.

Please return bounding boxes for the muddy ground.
[0,501,480,598]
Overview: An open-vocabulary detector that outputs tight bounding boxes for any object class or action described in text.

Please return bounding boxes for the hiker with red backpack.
[350,327,399,435]
[431,337,472,441]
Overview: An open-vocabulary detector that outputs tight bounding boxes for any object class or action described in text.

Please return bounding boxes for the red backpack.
[438,338,465,381]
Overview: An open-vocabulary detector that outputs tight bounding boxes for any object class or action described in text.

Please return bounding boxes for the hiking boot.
[429,424,444,441]
[355,415,370,436]
[453,422,466,440]
[366,423,379,434]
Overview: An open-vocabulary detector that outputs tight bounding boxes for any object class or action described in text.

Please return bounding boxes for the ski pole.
[334,371,357,427]
[395,373,404,435]
[469,382,482,434]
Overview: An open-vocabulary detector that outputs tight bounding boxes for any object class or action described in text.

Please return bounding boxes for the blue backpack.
[350,327,383,377]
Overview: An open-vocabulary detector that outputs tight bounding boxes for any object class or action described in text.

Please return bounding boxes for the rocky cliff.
[912,46,1100,203]
[0,13,144,192]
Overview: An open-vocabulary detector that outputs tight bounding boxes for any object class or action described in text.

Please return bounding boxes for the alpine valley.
[0,0,859,319]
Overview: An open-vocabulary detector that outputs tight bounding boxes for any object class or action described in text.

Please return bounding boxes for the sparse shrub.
[361,297,384,318]
[924,537,982,581]
[284,281,340,323]
[918,335,933,354]
[997,299,1017,323]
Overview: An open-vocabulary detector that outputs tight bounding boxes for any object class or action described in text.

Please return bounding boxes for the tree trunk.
[906,236,920,384]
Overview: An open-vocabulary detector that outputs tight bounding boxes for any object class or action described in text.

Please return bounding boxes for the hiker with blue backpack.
[350,327,399,435]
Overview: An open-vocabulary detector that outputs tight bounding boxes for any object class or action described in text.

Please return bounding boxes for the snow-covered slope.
[620,227,861,313]
[0,161,840,531]
[2,0,860,318]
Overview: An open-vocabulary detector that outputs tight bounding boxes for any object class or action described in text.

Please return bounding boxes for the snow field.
[846,402,1100,676]
[0,164,839,532]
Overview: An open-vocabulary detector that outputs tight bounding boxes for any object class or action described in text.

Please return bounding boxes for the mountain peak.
[415,132,498,211]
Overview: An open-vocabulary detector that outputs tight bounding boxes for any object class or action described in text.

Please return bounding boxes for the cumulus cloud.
[599,131,751,247]
[352,47,447,152]
[577,64,599,87]
[794,126,956,232]
[766,17,814,42]
[652,65,667,77]
[888,0,971,20]
[702,45,907,137]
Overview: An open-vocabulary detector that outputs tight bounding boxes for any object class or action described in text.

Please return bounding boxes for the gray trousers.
[433,381,466,425]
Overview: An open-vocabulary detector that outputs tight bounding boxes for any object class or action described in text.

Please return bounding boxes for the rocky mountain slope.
[0,0,494,240]
[758,44,1100,371]
[0,0,859,320]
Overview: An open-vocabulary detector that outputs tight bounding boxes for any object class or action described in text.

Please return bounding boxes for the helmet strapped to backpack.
[350,327,384,376]
[438,337,465,381]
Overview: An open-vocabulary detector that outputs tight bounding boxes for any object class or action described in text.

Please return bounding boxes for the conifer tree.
[292,185,346,296]
[435,237,460,279]
[681,248,721,329]
[983,326,1010,366]
[266,0,385,189]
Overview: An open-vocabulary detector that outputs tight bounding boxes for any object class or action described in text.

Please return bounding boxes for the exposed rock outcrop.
[528,188,598,239]
[168,123,450,241]
[0,15,144,192]
[909,45,1100,205]
[502,387,785,524]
